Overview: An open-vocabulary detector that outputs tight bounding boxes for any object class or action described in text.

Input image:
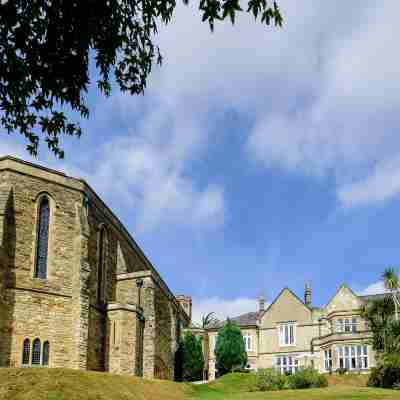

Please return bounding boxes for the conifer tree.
[182,331,204,381]
[215,319,247,376]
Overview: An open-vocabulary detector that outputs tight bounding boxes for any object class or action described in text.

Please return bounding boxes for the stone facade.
[203,284,378,380]
[0,156,190,379]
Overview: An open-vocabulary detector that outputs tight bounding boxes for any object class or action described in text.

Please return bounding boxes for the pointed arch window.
[22,339,30,365]
[35,197,50,279]
[97,227,107,302]
[32,338,41,365]
[42,341,50,366]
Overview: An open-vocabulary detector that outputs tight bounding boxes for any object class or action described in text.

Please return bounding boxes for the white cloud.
[192,296,261,324]
[3,0,400,218]
[358,281,388,296]
[339,156,400,208]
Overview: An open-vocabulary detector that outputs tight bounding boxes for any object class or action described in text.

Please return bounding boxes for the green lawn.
[0,368,399,400]
[190,373,400,400]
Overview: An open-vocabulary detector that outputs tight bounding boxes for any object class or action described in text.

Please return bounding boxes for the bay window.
[338,345,368,370]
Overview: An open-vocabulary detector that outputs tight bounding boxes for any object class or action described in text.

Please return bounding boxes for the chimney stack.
[259,295,266,312]
[304,283,312,306]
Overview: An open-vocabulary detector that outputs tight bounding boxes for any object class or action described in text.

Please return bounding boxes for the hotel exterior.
[202,284,378,380]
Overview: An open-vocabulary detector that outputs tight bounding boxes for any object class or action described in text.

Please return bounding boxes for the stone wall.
[0,157,189,379]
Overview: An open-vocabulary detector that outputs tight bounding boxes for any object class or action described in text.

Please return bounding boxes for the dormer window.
[278,323,296,346]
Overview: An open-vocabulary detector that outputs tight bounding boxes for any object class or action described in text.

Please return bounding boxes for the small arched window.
[22,339,30,365]
[35,197,50,279]
[32,338,41,365]
[97,227,107,302]
[42,341,50,366]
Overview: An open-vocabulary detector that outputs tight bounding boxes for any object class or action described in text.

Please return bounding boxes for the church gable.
[260,288,312,328]
[325,284,362,314]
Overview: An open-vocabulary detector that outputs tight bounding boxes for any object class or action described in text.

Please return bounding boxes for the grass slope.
[0,368,193,400]
[0,369,399,400]
[190,373,400,400]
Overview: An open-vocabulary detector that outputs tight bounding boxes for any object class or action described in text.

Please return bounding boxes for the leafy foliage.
[368,354,400,389]
[252,368,286,391]
[182,331,204,381]
[286,367,328,390]
[215,319,247,375]
[202,312,218,329]
[383,268,400,321]
[361,296,394,352]
[0,0,282,158]
[252,367,327,392]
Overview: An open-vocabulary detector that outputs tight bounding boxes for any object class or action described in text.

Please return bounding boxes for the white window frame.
[324,349,333,371]
[243,334,252,352]
[275,355,299,375]
[278,323,296,346]
[336,317,358,333]
[337,345,368,370]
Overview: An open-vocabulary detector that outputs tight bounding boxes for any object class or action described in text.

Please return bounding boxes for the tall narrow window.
[42,341,50,366]
[32,338,41,365]
[22,339,30,366]
[97,227,107,302]
[35,197,50,279]
[279,323,296,346]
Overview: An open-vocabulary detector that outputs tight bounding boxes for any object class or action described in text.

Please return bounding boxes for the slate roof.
[207,311,262,329]
[359,293,388,302]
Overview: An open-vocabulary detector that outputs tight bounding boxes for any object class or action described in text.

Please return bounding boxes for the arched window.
[42,341,50,366]
[97,227,107,302]
[32,338,41,365]
[35,197,50,279]
[22,339,30,365]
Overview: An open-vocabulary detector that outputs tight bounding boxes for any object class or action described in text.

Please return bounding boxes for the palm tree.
[202,312,218,329]
[361,296,394,353]
[383,268,400,321]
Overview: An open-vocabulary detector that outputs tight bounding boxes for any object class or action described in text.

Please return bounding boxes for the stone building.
[0,156,190,379]
[203,284,378,380]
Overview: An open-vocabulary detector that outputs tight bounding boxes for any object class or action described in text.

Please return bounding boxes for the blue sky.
[1,1,399,322]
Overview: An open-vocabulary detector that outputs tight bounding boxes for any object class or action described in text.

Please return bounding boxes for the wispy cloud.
[358,281,388,296]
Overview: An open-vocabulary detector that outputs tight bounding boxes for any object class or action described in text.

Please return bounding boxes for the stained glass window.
[35,197,50,279]
[32,338,41,365]
[42,341,50,366]
[22,339,30,365]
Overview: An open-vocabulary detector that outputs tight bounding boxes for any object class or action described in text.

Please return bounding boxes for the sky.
[1,1,399,323]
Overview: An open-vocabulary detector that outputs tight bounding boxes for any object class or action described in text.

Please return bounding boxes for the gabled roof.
[324,283,359,309]
[259,287,311,321]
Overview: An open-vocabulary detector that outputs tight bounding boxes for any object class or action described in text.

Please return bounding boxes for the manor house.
[0,156,191,379]
[203,284,379,380]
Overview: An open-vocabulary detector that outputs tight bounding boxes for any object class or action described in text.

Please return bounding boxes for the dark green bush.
[287,367,328,389]
[368,354,400,389]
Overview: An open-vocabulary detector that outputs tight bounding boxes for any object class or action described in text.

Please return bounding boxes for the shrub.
[253,368,287,391]
[368,354,400,389]
[287,367,328,389]
[252,367,327,392]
